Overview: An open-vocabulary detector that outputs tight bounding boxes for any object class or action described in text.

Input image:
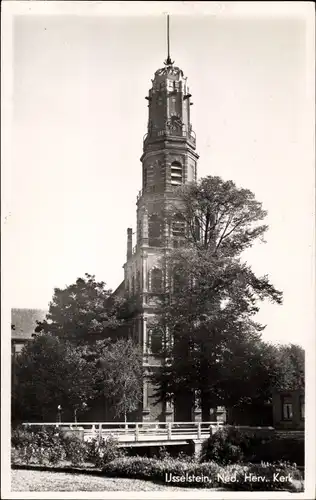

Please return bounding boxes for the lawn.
[11,469,224,492]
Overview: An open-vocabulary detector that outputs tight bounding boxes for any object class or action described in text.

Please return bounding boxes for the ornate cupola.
[140,17,198,198]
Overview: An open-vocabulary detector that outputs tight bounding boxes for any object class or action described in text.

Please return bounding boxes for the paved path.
[11,469,223,492]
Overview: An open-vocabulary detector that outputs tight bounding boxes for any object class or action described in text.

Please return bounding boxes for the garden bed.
[11,425,304,492]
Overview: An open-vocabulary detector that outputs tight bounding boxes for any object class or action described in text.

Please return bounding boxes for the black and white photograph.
[2,1,315,498]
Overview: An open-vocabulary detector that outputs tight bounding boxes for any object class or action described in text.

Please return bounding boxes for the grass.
[11,469,224,492]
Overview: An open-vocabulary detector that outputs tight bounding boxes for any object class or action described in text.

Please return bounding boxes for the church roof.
[112,280,125,298]
[11,308,48,340]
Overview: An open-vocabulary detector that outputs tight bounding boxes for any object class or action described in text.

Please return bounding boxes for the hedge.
[201,426,304,466]
[102,456,304,491]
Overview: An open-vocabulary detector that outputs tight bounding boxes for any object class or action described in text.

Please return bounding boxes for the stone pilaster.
[142,208,149,246]
[165,397,174,422]
[192,390,202,422]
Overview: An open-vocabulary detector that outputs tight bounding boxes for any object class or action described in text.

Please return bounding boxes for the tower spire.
[164,14,174,66]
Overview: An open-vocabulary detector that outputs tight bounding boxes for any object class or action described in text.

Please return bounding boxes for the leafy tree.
[169,176,269,255]
[12,334,97,423]
[35,273,130,344]
[152,176,283,418]
[272,343,305,391]
[96,339,144,421]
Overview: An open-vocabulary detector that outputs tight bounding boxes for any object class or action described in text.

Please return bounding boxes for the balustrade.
[23,421,227,443]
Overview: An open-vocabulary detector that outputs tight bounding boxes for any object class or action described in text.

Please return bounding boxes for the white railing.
[22,421,225,443]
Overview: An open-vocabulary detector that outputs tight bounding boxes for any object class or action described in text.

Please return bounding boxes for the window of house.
[148,215,162,247]
[300,396,305,420]
[282,396,293,420]
[151,268,163,293]
[171,161,183,186]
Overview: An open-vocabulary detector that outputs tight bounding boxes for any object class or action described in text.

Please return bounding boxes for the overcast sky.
[3,2,314,348]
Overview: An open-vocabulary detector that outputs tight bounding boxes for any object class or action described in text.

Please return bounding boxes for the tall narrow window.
[148,214,162,247]
[131,275,135,296]
[173,265,184,294]
[171,161,183,186]
[282,395,293,420]
[151,268,163,293]
[151,331,163,354]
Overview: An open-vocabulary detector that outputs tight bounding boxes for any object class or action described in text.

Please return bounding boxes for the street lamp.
[74,402,87,425]
[57,405,62,423]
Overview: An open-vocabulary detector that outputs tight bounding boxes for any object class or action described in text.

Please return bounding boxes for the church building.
[115,18,202,423]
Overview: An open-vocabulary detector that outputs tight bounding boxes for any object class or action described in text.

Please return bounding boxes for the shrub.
[62,435,88,466]
[201,427,304,466]
[86,436,124,467]
[201,426,256,464]
[12,425,78,466]
[11,426,35,448]
[12,426,63,465]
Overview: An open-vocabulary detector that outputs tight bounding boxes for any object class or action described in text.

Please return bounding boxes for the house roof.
[11,308,48,340]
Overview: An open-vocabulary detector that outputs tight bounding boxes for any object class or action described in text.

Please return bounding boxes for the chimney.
[127,228,133,259]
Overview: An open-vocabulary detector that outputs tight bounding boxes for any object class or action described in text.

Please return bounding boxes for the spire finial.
[164,14,174,66]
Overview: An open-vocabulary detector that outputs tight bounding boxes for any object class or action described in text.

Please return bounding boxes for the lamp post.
[74,402,87,425]
[57,405,62,424]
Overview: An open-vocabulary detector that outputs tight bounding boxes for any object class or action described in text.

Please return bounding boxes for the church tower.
[123,17,199,422]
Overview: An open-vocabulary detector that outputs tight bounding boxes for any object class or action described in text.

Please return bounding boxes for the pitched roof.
[11,308,48,340]
[112,280,125,298]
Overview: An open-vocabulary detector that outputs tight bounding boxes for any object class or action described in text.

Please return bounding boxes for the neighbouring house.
[11,308,48,357]
[272,389,305,430]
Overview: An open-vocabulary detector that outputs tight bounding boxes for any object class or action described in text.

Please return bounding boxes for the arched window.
[171,161,183,186]
[151,268,163,294]
[173,265,184,294]
[148,214,162,247]
[151,332,163,354]
[148,326,163,355]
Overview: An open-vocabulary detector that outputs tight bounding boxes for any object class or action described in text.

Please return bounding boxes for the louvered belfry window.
[171,161,183,186]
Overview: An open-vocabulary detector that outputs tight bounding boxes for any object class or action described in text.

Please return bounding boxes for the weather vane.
[164,14,174,66]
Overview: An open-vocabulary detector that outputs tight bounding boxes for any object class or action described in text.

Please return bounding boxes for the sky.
[3,2,315,348]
